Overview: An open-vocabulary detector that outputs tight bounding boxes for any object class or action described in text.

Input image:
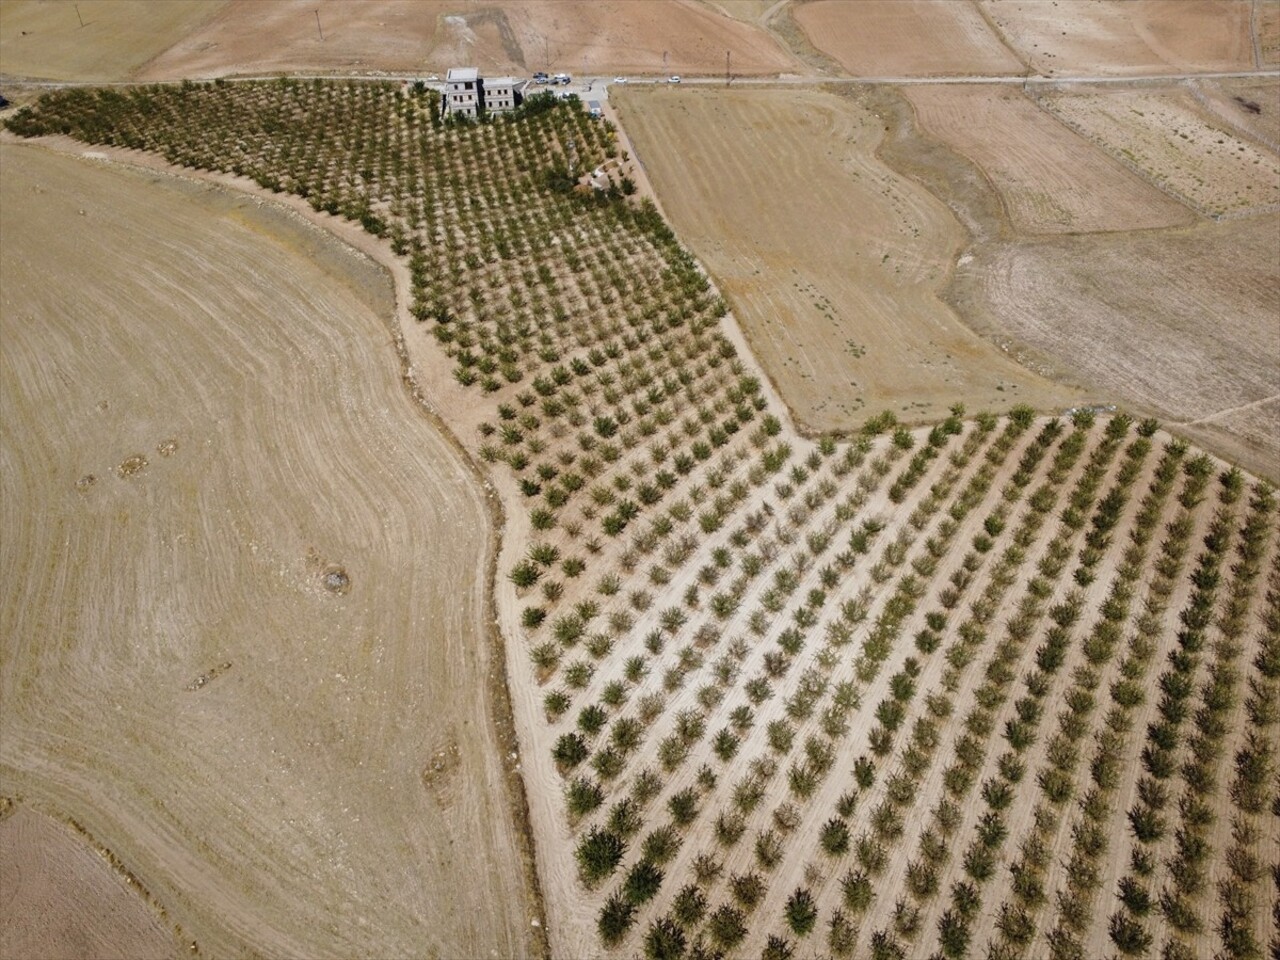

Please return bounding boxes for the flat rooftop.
[446,67,478,82]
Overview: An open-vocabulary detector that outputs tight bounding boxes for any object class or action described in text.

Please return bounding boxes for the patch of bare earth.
[612,84,1081,434]
[792,0,1025,77]
[1037,86,1280,217]
[0,0,225,81]
[1188,76,1280,151]
[137,0,798,81]
[903,84,1195,234]
[978,0,1256,76]
[0,804,178,960]
[952,216,1280,481]
[0,142,536,958]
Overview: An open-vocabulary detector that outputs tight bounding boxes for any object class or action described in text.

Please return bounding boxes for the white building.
[444,66,480,118]
[484,76,526,114]
[442,68,526,118]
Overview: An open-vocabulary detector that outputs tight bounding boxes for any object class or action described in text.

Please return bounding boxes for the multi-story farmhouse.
[443,68,527,119]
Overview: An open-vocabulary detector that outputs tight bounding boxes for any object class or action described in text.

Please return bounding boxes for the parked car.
[668,75,681,84]
[533,72,549,83]
[612,77,628,84]
[553,73,571,85]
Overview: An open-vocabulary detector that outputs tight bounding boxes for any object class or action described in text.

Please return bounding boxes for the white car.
[613,76,628,84]
[668,75,681,84]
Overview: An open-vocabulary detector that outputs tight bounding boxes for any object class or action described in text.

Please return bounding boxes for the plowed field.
[612,85,1080,434]
[0,142,535,958]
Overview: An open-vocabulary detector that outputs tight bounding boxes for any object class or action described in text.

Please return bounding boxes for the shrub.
[576,826,625,886]
[786,887,818,936]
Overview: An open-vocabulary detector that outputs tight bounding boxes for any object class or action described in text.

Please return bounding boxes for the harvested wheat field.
[953,215,1280,482]
[978,0,1256,76]
[136,0,796,81]
[903,84,1195,234]
[792,0,1024,78]
[0,803,176,960]
[0,142,536,958]
[612,85,1080,433]
[0,0,224,81]
[1037,86,1280,217]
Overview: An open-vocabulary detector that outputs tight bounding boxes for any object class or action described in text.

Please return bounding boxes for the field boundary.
[0,794,191,955]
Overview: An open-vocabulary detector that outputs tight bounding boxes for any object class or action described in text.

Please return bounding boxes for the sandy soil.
[0,804,178,960]
[1262,0,1280,65]
[1191,77,1280,151]
[978,0,1257,76]
[793,0,1025,77]
[612,84,1081,434]
[904,84,1195,234]
[0,142,536,959]
[1038,86,1280,217]
[136,0,798,81]
[0,0,224,81]
[955,216,1280,480]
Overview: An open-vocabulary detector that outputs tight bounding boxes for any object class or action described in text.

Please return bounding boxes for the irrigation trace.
[8,81,1278,959]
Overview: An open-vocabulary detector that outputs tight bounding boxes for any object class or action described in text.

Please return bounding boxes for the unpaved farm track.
[0,143,536,958]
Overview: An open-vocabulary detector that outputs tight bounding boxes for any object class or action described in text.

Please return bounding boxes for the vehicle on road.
[613,77,628,84]
[533,72,549,83]
[668,75,681,84]
[553,73,571,85]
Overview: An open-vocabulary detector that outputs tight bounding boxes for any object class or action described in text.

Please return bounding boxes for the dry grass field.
[1038,87,1280,217]
[977,0,1257,76]
[0,0,224,81]
[792,0,1024,78]
[0,142,536,958]
[0,804,177,960]
[135,0,797,81]
[904,84,1195,234]
[954,216,1280,482]
[612,85,1080,434]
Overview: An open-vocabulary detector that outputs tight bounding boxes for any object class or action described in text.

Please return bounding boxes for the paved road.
[4,68,1278,93]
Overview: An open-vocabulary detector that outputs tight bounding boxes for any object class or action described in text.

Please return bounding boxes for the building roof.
[486,76,521,87]
[446,67,478,82]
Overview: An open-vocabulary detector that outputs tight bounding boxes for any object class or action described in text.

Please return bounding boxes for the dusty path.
[0,141,538,959]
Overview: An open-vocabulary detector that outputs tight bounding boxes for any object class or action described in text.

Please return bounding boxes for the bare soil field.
[978,0,1256,76]
[1191,76,1280,151]
[792,0,1025,78]
[0,142,536,958]
[0,804,178,960]
[904,84,1195,233]
[697,0,776,25]
[137,0,797,81]
[1262,0,1280,65]
[1038,86,1280,217]
[612,84,1080,434]
[953,216,1280,481]
[0,0,224,81]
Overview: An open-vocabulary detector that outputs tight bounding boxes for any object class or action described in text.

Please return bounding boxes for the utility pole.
[74,4,84,27]
[315,9,324,41]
